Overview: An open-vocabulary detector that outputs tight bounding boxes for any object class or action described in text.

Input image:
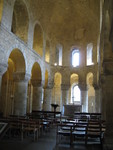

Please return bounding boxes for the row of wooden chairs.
[0,113,55,141]
[56,119,106,146]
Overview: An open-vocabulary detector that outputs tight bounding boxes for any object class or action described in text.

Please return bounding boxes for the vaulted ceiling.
[28,0,100,47]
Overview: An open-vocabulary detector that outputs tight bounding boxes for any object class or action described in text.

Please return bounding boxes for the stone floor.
[0,127,102,150]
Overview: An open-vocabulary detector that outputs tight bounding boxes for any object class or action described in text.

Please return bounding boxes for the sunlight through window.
[71,85,81,104]
[72,49,79,67]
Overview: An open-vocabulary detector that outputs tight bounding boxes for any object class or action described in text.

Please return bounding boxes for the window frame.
[71,49,80,67]
[71,84,81,105]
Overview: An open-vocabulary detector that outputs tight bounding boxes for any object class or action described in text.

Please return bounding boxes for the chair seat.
[72,130,86,135]
[58,129,71,135]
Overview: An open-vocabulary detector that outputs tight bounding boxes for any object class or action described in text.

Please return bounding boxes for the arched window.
[11,0,29,43]
[71,84,81,104]
[54,44,62,66]
[33,23,43,56]
[72,49,79,67]
[45,40,50,63]
[87,43,94,66]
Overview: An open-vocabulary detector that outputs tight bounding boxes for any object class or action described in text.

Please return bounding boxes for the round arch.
[54,72,62,86]
[87,72,95,113]
[9,48,26,72]
[11,0,29,43]
[1,48,26,117]
[70,73,80,104]
[45,40,50,63]
[31,62,42,82]
[33,23,43,57]
[86,72,94,86]
[55,44,63,66]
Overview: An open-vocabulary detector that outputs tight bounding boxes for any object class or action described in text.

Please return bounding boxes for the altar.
[63,104,82,116]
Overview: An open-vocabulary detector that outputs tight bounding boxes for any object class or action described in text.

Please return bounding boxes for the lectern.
[51,104,59,118]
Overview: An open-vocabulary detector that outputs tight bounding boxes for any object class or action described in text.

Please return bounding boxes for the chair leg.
[21,130,23,141]
[85,136,87,145]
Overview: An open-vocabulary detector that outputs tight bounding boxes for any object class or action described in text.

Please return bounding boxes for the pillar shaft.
[103,76,113,149]
[0,63,8,97]
[0,63,8,113]
[102,7,113,149]
[13,73,30,116]
[32,85,43,111]
[93,84,101,113]
[79,83,88,112]
[43,87,52,111]
[61,84,70,114]
[31,80,43,111]
[101,75,106,120]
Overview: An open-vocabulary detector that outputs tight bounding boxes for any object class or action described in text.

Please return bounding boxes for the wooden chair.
[85,120,102,145]
[72,121,88,144]
[56,122,74,145]
[21,120,39,141]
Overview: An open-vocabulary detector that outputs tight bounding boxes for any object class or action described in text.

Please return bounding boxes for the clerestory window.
[87,43,94,66]
[72,49,79,67]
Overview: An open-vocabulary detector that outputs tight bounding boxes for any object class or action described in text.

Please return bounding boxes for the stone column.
[103,76,113,150]
[0,63,8,113]
[93,84,101,113]
[43,83,53,111]
[79,83,88,112]
[13,73,30,116]
[100,75,106,120]
[31,80,43,111]
[61,84,70,114]
[102,8,113,150]
[0,63,8,99]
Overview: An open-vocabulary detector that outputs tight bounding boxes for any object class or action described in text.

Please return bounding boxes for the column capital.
[78,83,88,91]
[31,79,42,87]
[61,84,70,90]
[13,72,31,82]
[0,62,8,76]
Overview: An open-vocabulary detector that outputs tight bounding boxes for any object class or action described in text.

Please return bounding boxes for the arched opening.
[0,0,3,23]
[11,0,29,43]
[45,40,50,63]
[72,49,80,67]
[31,62,42,111]
[70,74,80,104]
[33,24,43,57]
[87,43,94,66]
[31,62,42,81]
[54,44,62,66]
[53,72,62,111]
[9,49,26,72]
[1,49,26,116]
[87,72,95,113]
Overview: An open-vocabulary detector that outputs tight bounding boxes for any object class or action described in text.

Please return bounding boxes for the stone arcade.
[0,0,113,149]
